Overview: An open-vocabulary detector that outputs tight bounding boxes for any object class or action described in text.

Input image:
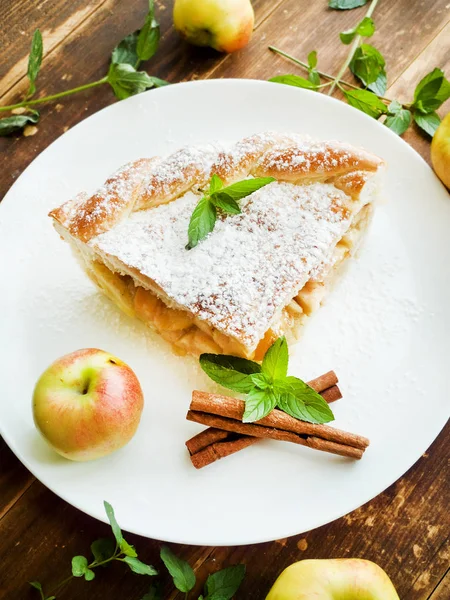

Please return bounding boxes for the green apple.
[173,0,254,53]
[33,348,144,461]
[266,559,400,600]
[431,111,450,189]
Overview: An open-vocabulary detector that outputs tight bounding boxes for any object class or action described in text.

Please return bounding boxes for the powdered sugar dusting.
[142,144,222,197]
[92,181,355,349]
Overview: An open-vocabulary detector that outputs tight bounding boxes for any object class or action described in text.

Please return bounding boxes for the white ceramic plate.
[1,80,449,546]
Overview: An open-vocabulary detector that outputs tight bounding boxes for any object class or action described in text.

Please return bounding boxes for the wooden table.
[1,1,449,598]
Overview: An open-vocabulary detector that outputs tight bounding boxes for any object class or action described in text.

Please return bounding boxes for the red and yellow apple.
[266,559,400,600]
[173,0,254,53]
[431,111,450,189]
[32,348,144,461]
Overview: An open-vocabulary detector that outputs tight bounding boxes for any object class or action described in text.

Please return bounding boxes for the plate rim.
[1,78,449,545]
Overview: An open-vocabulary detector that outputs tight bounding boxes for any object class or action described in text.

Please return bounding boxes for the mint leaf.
[72,555,95,580]
[308,70,321,87]
[308,50,317,69]
[413,111,441,137]
[29,581,45,600]
[250,373,271,390]
[186,196,216,249]
[123,556,158,576]
[368,69,387,95]
[91,538,115,563]
[111,33,139,66]
[27,29,43,96]
[200,354,261,393]
[160,546,196,593]
[204,565,246,600]
[276,376,335,424]
[262,337,288,380]
[107,63,161,100]
[344,89,388,118]
[218,177,276,201]
[385,104,412,136]
[137,0,160,62]
[209,173,224,194]
[329,0,368,8]
[211,193,241,214]
[350,44,385,86]
[243,388,277,422]
[120,539,138,557]
[340,16,375,44]
[0,111,39,136]
[413,68,450,113]
[270,74,317,90]
[104,501,123,546]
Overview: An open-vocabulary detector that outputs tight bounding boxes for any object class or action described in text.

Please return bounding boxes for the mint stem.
[327,0,380,96]
[269,46,361,91]
[0,77,108,112]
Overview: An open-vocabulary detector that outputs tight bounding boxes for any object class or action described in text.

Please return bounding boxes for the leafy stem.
[269,45,362,91]
[0,78,108,113]
[328,0,380,95]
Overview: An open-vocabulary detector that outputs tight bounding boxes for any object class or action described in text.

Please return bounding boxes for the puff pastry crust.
[50,132,385,359]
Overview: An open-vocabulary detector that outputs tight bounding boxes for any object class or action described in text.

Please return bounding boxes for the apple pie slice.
[50,132,385,360]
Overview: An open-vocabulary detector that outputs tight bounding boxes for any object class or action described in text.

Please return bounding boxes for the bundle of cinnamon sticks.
[185,371,369,469]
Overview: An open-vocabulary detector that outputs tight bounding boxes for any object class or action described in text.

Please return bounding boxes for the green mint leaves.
[160,546,196,593]
[29,581,55,600]
[111,0,160,69]
[137,0,161,63]
[329,0,369,9]
[385,100,412,136]
[410,68,450,136]
[344,88,387,118]
[107,63,167,101]
[200,337,335,425]
[350,44,387,94]
[199,354,261,393]
[0,111,39,136]
[307,50,321,87]
[186,174,275,249]
[1,1,168,137]
[30,503,246,599]
[27,29,43,97]
[72,556,95,581]
[269,74,317,90]
[160,546,245,600]
[340,17,375,45]
[203,564,246,600]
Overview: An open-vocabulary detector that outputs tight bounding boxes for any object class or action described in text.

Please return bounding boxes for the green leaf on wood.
[27,29,43,96]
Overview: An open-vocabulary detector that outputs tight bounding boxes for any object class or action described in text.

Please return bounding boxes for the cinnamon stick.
[189,434,259,469]
[186,371,346,468]
[187,410,365,460]
[320,385,342,404]
[190,391,369,450]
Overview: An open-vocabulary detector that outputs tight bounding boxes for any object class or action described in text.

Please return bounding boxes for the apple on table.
[33,348,144,461]
[265,559,400,599]
[173,0,255,53]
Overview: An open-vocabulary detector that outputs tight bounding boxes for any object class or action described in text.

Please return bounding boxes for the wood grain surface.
[0,1,449,599]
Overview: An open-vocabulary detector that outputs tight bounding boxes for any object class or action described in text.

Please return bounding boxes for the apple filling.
[84,204,372,360]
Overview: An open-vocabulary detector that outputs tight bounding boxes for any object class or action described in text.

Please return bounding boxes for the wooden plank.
[428,570,450,599]
[386,21,450,167]
[0,0,285,202]
[0,438,34,520]
[209,0,450,164]
[189,422,450,600]
[0,423,448,599]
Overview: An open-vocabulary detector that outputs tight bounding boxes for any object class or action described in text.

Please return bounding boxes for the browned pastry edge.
[49,133,384,243]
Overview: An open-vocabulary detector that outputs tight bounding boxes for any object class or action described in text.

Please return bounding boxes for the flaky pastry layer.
[50,132,385,357]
